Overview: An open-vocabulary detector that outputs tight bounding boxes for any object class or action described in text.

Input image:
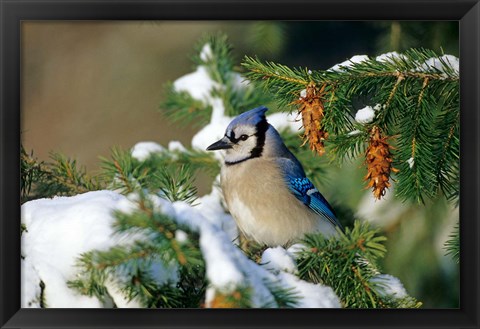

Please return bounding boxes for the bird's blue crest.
[227,106,268,130]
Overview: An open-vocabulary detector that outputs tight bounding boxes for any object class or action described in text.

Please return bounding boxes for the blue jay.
[206,106,343,246]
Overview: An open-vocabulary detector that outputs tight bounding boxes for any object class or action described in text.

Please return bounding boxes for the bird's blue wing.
[286,175,344,232]
[275,157,343,231]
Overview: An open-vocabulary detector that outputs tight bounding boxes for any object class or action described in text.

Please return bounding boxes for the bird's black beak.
[206,137,233,151]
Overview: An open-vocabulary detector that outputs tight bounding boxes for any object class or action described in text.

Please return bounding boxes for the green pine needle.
[444,222,460,263]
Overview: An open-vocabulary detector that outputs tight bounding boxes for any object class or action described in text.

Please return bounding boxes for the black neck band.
[225,157,252,166]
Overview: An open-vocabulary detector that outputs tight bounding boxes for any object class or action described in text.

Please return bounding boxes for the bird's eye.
[240,134,249,141]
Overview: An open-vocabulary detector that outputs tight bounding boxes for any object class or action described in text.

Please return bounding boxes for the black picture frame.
[1,0,479,328]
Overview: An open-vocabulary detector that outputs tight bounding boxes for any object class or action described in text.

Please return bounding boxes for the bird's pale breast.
[221,158,335,246]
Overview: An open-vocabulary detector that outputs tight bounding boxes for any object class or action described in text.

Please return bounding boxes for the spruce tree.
[21,33,460,308]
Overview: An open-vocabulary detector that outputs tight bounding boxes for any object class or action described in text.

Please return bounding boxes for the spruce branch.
[262,280,300,308]
[243,49,457,105]
[264,282,300,308]
[327,130,369,162]
[296,222,419,308]
[433,93,460,202]
[242,56,309,109]
[148,148,220,177]
[162,82,212,128]
[161,33,272,126]
[243,49,459,203]
[101,147,219,195]
[21,145,103,202]
[100,147,147,194]
[154,165,199,205]
[192,33,235,84]
[112,207,203,268]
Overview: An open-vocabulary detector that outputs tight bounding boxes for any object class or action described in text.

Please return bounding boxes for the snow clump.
[329,55,369,72]
[131,141,164,161]
[355,106,375,124]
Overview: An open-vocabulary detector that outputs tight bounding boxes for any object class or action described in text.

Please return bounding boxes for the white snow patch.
[329,55,369,72]
[195,184,238,242]
[21,191,178,308]
[131,141,164,161]
[347,130,362,136]
[287,243,308,257]
[168,140,187,153]
[355,106,375,124]
[209,98,227,123]
[174,66,222,103]
[104,279,143,308]
[261,247,297,274]
[190,93,231,160]
[416,55,459,77]
[204,287,217,306]
[376,51,406,63]
[299,89,307,99]
[179,64,231,158]
[141,193,177,219]
[370,274,408,299]
[277,272,341,308]
[22,261,42,308]
[407,157,415,169]
[191,116,232,157]
[373,103,383,111]
[200,43,213,62]
[175,230,189,244]
[171,198,243,290]
[200,221,245,288]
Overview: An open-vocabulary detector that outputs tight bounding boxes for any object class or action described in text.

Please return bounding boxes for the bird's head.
[206,106,270,165]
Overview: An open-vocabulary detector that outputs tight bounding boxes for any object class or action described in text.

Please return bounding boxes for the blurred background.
[21,21,459,308]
